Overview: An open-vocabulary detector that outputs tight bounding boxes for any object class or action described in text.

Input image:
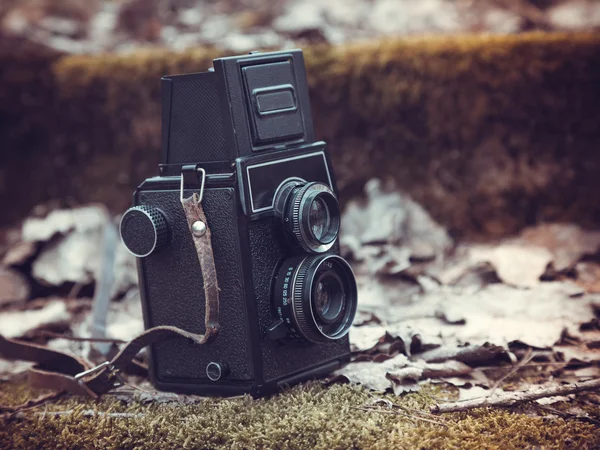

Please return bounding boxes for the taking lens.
[313,272,344,324]
[273,181,340,253]
[272,254,357,343]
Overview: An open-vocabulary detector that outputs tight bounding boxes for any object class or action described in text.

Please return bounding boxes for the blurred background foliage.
[0,0,599,235]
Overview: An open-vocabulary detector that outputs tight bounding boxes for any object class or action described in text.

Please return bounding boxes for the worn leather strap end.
[0,193,221,400]
[182,193,220,343]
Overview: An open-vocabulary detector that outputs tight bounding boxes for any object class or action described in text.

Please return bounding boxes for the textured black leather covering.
[247,219,350,383]
[164,73,228,164]
[135,50,350,395]
[137,187,253,384]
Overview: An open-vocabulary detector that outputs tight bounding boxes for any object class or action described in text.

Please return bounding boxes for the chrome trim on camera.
[245,151,333,213]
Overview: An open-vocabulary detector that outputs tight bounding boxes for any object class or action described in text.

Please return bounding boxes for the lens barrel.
[273,254,357,343]
[273,181,340,254]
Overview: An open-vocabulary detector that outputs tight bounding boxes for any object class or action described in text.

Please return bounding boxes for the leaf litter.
[1,180,600,415]
[337,179,600,404]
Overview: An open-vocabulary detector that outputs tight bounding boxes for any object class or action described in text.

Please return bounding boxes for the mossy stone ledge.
[1,32,599,237]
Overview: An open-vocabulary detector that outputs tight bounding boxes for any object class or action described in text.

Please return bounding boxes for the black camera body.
[120,50,357,396]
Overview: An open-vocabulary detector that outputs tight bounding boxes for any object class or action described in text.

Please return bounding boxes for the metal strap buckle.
[75,361,125,389]
[180,167,206,204]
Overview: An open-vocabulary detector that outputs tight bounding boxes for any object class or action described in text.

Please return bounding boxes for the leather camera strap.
[0,195,220,401]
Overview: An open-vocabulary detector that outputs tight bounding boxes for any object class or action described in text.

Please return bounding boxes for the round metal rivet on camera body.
[192,220,207,237]
[206,362,229,381]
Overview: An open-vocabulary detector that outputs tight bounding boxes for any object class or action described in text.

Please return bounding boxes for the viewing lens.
[272,254,358,343]
[273,181,340,253]
[309,197,331,242]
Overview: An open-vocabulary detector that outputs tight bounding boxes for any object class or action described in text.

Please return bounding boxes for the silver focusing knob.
[120,205,170,257]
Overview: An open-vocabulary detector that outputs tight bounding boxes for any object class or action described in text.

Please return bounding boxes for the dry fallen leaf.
[24,205,110,286]
[0,268,30,306]
[0,299,69,338]
[23,206,109,242]
[105,290,144,341]
[534,395,572,406]
[457,385,498,401]
[2,240,37,266]
[334,355,475,394]
[386,368,422,394]
[332,354,412,392]
[349,324,387,352]
[575,262,600,293]
[554,345,600,366]
[419,344,509,365]
[468,244,553,288]
[368,281,594,349]
[518,223,600,272]
[341,179,453,260]
[32,229,103,285]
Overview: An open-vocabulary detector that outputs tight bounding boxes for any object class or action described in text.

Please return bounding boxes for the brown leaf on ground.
[334,355,475,394]
[0,268,30,306]
[2,241,37,267]
[555,345,600,367]
[434,224,600,289]
[0,298,69,338]
[419,344,510,366]
[386,368,422,394]
[341,179,453,263]
[575,262,600,293]
[332,354,412,392]
[518,223,600,272]
[468,243,553,288]
[25,206,110,287]
[22,205,109,242]
[357,280,592,349]
[457,385,499,401]
[349,324,387,353]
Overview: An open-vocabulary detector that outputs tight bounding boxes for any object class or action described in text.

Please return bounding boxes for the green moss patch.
[2,378,600,449]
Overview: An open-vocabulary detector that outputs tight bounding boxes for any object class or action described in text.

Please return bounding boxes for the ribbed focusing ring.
[290,182,339,254]
[292,255,322,342]
[291,183,316,253]
[273,254,358,344]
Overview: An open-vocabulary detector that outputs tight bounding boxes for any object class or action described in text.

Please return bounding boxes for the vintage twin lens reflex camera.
[119,49,358,396]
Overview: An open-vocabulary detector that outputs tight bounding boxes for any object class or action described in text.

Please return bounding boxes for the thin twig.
[40,410,145,419]
[396,403,441,418]
[431,378,600,414]
[123,381,153,394]
[360,397,447,426]
[67,282,84,299]
[355,406,447,426]
[488,348,535,397]
[534,404,600,427]
[478,362,568,370]
[0,391,65,419]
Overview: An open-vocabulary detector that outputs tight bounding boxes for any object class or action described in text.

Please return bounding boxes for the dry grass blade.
[355,405,448,426]
[488,348,536,397]
[534,404,600,427]
[358,397,448,426]
[0,391,65,418]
